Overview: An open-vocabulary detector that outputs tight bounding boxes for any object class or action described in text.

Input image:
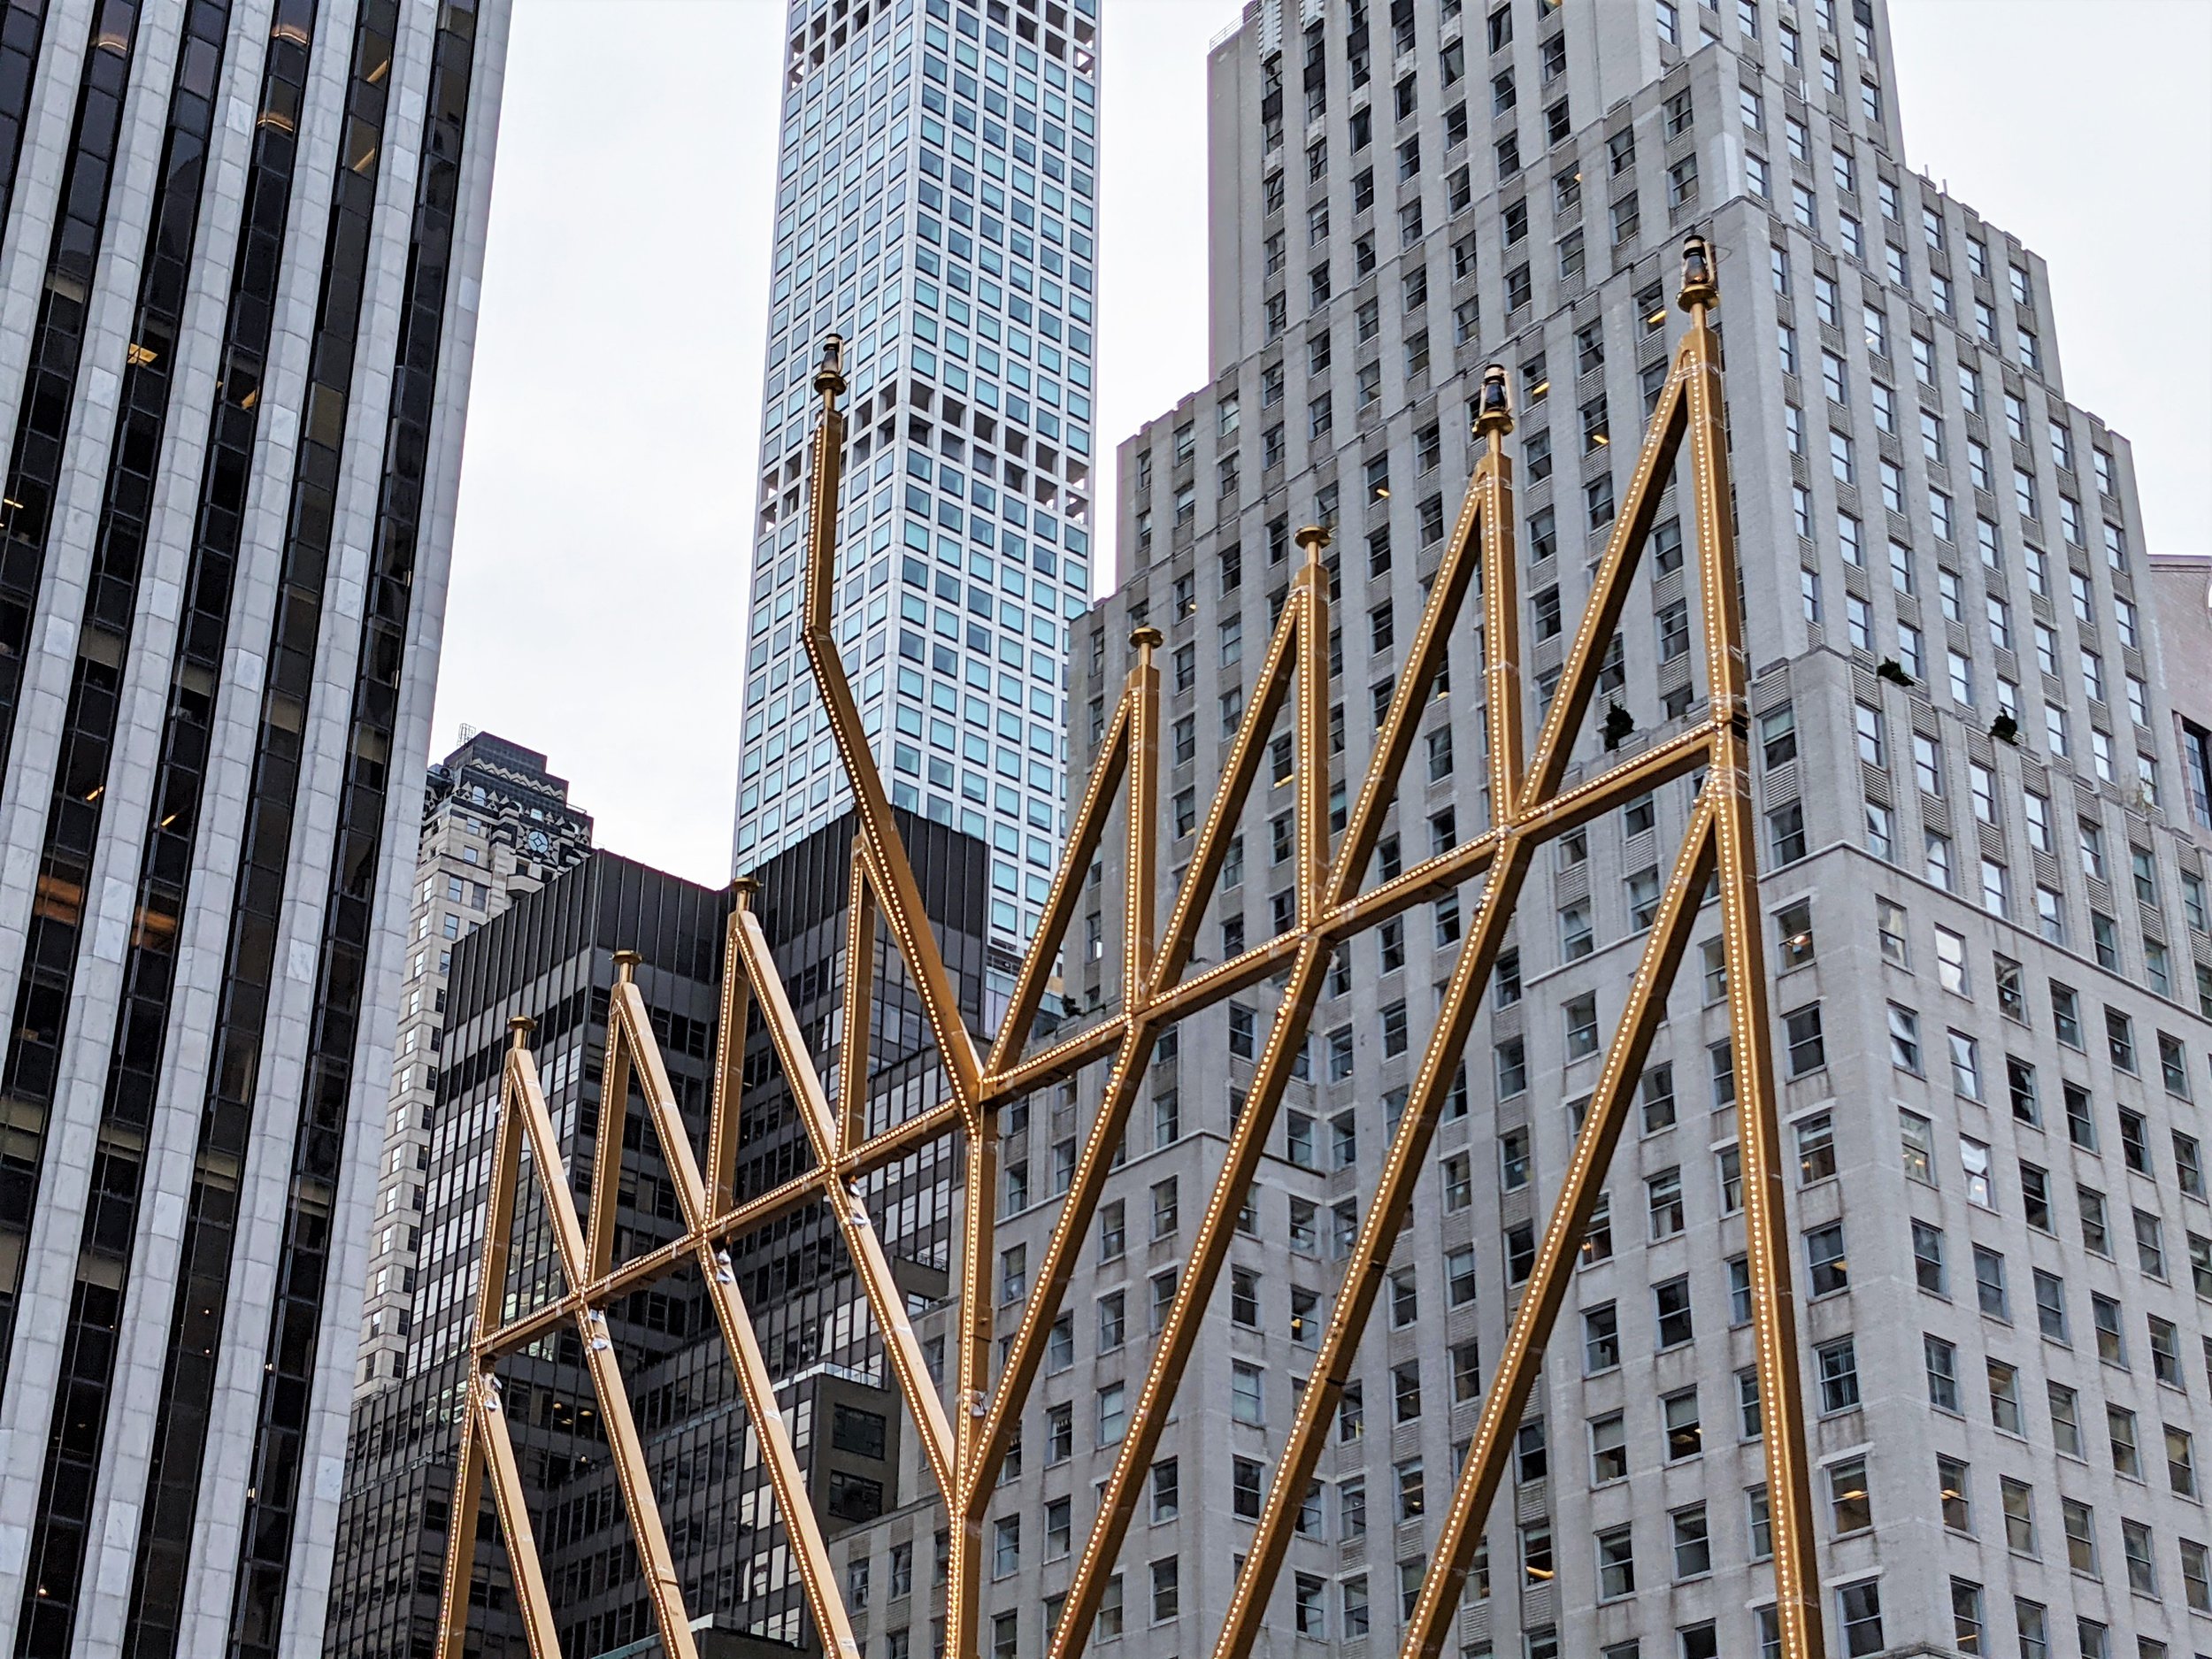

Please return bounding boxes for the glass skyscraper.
[734,0,1102,964]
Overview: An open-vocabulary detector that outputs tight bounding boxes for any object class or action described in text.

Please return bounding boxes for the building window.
[1817,1337,1861,1411]
[1231,1362,1264,1425]
[1663,1387,1701,1459]
[1655,1278,1694,1348]
[1805,1223,1848,1295]
[1784,1004,1825,1075]
[1837,1579,1884,1657]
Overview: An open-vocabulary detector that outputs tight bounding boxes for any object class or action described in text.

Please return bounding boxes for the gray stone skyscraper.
[352,731,591,1396]
[733,0,1102,983]
[0,4,509,1655]
[813,3,2212,1657]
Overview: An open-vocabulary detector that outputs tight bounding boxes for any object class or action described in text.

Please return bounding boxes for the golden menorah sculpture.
[436,234,1827,1659]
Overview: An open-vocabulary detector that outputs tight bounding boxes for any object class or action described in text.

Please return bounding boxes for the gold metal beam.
[471,1372,562,1659]
[709,899,752,1214]
[611,965,864,1659]
[437,235,1824,1659]
[1475,365,1525,820]
[583,954,635,1282]
[475,1163,829,1361]
[1123,631,1162,1004]
[1211,382,1523,1659]
[988,649,1136,1075]
[946,1118,996,1658]
[1293,529,1331,924]
[1680,243,1825,1657]
[964,636,1162,1512]
[1517,360,1688,812]
[1404,795,1718,1658]
[838,855,875,1155]
[970,551,1335,1519]
[434,1016,535,1659]
[431,1388,488,1659]
[729,894,961,1502]
[799,340,983,1115]
[503,1024,700,1659]
[1049,535,1344,1658]
[843,1093,966,1171]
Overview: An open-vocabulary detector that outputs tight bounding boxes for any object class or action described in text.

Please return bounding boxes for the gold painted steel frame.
[435,245,1824,1659]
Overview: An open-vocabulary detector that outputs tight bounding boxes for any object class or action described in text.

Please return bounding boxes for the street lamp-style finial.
[730,876,761,912]
[613,949,641,984]
[1294,525,1330,567]
[1678,232,1718,312]
[1475,362,1514,439]
[508,1014,535,1050]
[1129,625,1164,653]
[815,334,848,398]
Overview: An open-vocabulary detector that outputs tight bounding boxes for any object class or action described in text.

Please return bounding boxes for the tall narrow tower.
[352,731,592,1398]
[733,0,1103,986]
[0,4,510,1655]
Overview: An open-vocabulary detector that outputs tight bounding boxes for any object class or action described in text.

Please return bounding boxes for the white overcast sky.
[431,0,2210,886]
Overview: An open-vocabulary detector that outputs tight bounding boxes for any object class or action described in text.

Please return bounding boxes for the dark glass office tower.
[0,4,510,1655]
[326,814,988,1659]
